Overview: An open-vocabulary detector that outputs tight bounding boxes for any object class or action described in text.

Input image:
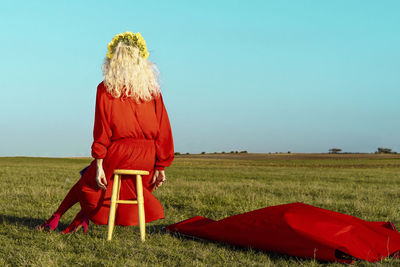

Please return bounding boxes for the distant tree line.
[375,147,397,154]
[329,148,342,154]
[328,147,397,154]
[176,148,398,155]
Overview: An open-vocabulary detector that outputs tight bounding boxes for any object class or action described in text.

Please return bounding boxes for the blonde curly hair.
[102,42,160,102]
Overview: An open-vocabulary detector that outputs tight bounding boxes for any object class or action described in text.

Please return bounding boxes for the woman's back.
[91,82,173,164]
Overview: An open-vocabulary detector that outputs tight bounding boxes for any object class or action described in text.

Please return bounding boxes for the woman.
[37,32,174,233]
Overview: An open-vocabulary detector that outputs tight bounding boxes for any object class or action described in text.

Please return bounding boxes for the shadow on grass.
[146,224,170,234]
[0,214,70,230]
[0,214,173,236]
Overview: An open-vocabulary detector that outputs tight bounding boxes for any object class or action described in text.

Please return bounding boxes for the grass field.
[0,154,400,266]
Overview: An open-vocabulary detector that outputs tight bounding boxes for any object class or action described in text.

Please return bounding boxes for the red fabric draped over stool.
[166,202,400,263]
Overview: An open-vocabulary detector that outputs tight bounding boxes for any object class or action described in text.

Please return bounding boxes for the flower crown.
[106,31,149,59]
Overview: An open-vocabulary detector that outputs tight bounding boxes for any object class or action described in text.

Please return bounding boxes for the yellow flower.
[106,31,149,59]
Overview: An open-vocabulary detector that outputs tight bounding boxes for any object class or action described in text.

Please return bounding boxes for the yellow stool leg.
[107,174,120,241]
[136,174,145,241]
[116,175,122,201]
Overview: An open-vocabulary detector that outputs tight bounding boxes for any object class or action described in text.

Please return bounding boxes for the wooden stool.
[107,169,149,241]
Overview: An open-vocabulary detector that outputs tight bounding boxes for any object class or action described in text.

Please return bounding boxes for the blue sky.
[0,0,399,156]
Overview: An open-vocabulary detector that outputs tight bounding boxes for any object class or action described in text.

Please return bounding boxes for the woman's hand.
[96,159,107,190]
[151,169,166,190]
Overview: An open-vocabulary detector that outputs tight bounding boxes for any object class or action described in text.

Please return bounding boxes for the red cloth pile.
[166,202,400,263]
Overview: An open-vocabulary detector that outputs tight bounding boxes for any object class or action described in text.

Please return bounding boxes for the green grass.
[0,154,400,266]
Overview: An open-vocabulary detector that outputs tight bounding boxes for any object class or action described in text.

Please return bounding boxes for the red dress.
[77,82,174,226]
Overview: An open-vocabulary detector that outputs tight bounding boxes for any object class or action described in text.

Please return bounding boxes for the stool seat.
[114,169,150,175]
[107,169,149,241]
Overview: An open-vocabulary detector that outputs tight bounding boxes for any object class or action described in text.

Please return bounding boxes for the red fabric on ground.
[76,82,174,226]
[166,202,400,263]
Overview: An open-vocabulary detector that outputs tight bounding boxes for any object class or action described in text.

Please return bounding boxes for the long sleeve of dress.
[154,94,174,170]
[91,84,112,159]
